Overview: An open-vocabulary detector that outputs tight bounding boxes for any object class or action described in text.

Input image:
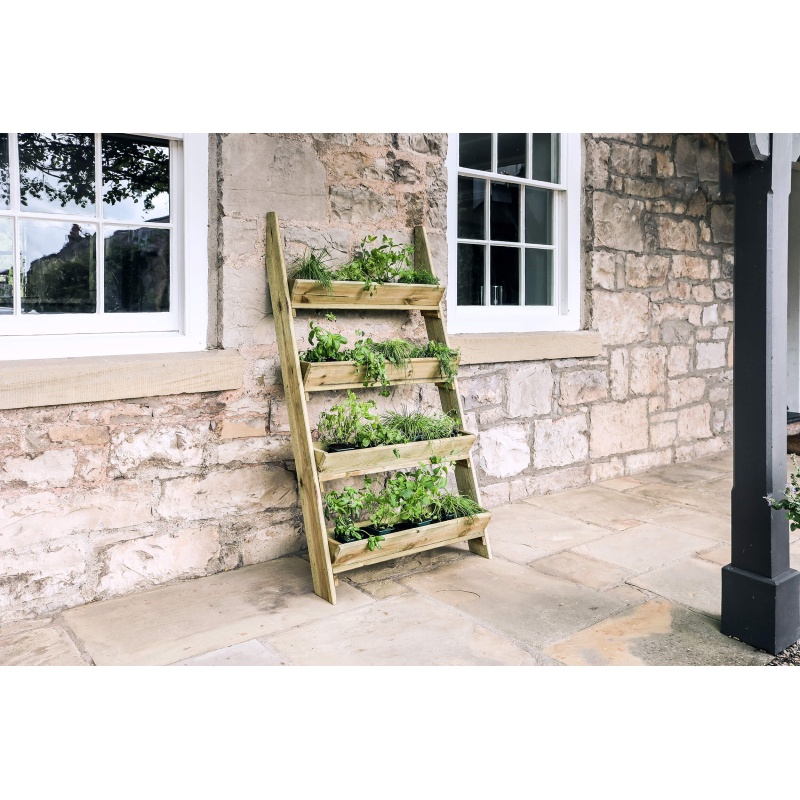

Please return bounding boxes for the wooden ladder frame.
[265,212,491,604]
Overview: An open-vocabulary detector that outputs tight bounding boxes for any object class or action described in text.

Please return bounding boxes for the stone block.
[329,185,398,224]
[609,143,655,177]
[462,373,505,410]
[656,217,698,251]
[655,151,674,177]
[677,403,712,440]
[667,346,691,376]
[651,421,677,449]
[533,414,588,469]
[238,520,304,566]
[675,135,699,176]
[667,377,706,408]
[710,205,734,243]
[0,450,77,488]
[217,419,267,439]
[157,465,298,520]
[609,348,629,400]
[692,284,714,303]
[671,255,708,280]
[715,280,733,299]
[592,290,649,345]
[592,192,645,251]
[96,527,221,596]
[660,319,694,344]
[48,426,110,446]
[504,363,553,417]
[215,437,293,466]
[478,425,530,478]
[480,481,511,508]
[559,369,608,406]
[702,305,718,326]
[624,254,669,288]
[590,399,649,458]
[221,134,327,220]
[591,252,615,289]
[629,347,667,396]
[110,424,206,476]
[268,398,292,434]
[695,341,726,370]
[585,138,610,189]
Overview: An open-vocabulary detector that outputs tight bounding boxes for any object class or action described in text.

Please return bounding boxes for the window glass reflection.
[532,133,558,183]
[490,246,520,305]
[459,133,491,171]
[104,227,170,312]
[20,220,96,313]
[497,133,526,178]
[457,176,485,240]
[457,243,485,306]
[0,218,12,312]
[525,187,553,245]
[0,134,9,209]
[18,133,96,215]
[490,181,520,242]
[102,135,170,223]
[525,249,553,306]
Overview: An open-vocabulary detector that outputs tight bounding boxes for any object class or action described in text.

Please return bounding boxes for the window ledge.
[451,331,602,365]
[0,350,243,411]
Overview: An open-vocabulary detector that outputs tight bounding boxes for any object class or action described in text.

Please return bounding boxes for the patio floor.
[3,448,799,666]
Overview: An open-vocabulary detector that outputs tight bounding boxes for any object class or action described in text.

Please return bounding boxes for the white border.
[446,133,582,334]
[0,133,209,361]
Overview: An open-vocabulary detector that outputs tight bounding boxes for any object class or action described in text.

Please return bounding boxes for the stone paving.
[2,448,797,667]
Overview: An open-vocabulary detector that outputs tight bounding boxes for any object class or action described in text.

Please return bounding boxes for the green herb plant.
[332,235,415,294]
[301,315,349,363]
[289,246,334,291]
[432,492,485,523]
[380,407,460,442]
[766,455,800,531]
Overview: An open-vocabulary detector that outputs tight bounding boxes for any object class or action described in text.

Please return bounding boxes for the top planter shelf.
[289,279,445,311]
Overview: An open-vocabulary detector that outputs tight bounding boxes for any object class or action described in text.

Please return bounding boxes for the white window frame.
[446,132,581,334]
[0,132,208,361]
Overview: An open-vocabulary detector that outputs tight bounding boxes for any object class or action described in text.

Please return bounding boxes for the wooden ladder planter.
[265,212,492,604]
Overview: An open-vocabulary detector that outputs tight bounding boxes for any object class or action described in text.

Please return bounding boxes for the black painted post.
[721,133,800,654]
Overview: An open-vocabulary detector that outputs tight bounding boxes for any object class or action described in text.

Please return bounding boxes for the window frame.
[0,132,208,361]
[446,132,581,334]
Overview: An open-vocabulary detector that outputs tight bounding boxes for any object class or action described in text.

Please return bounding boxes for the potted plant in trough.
[323,485,385,552]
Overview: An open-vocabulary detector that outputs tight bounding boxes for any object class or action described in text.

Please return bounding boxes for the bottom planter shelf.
[327,512,492,573]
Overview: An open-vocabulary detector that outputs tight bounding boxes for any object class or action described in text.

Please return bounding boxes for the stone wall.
[461,134,734,506]
[0,132,735,621]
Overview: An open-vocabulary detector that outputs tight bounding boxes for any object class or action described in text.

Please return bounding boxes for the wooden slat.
[328,513,492,571]
[0,350,243,411]
[451,331,603,365]
[290,279,444,310]
[314,434,477,481]
[265,213,337,604]
[301,357,448,392]
[414,225,492,560]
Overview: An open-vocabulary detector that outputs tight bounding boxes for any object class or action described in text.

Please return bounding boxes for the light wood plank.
[0,350,243,411]
[290,279,444,310]
[414,225,492,559]
[301,357,448,392]
[452,331,603,365]
[265,213,337,604]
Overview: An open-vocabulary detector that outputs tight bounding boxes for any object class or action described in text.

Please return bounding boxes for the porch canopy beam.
[722,133,800,654]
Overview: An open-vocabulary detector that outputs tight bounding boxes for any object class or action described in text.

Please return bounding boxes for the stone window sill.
[451,331,603,365]
[0,350,243,411]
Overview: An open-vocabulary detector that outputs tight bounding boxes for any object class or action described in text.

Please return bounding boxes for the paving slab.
[521,485,666,529]
[529,551,633,591]
[697,543,730,566]
[695,475,733,498]
[544,600,771,666]
[400,556,626,649]
[628,557,722,617]
[263,593,548,666]
[691,450,733,472]
[627,482,731,518]
[171,639,288,666]
[646,506,731,542]
[486,504,612,564]
[572,523,718,574]
[61,557,373,666]
[0,621,86,666]
[595,477,645,492]
[602,584,651,606]
[340,545,469,585]
[633,462,730,486]
[349,579,411,600]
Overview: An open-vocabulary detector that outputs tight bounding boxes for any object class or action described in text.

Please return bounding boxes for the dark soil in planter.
[395,518,435,531]
[363,524,397,536]
[326,443,357,453]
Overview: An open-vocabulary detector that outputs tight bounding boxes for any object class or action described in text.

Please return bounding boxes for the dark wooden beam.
[721,133,800,655]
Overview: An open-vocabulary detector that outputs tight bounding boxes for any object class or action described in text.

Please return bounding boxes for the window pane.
[457,243,484,306]
[490,246,520,305]
[457,176,485,240]
[459,133,491,171]
[20,220,96,314]
[18,133,96,216]
[103,135,170,223]
[0,218,12,312]
[525,187,553,245]
[0,134,9,209]
[532,133,558,183]
[104,227,170,312]
[490,181,520,242]
[525,249,553,306]
[497,133,526,178]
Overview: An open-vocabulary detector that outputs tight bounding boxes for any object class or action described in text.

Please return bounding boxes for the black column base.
[721,565,800,655]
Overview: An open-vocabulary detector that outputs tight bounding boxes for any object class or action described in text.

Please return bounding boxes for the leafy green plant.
[395,267,439,285]
[350,331,392,396]
[289,246,334,291]
[381,407,460,441]
[432,492,485,523]
[363,475,401,531]
[332,235,414,293]
[366,534,385,551]
[419,341,460,388]
[384,458,450,524]
[766,455,800,531]
[301,315,349,363]
[324,485,368,544]
[317,391,381,448]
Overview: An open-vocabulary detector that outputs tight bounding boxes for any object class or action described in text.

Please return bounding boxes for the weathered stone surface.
[217,419,267,439]
[590,399,649,458]
[667,346,691,376]
[710,205,734,243]
[0,622,87,666]
[650,421,677,449]
[592,192,645,250]
[592,290,649,345]
[533,414,588,469]
[157,465,298,520]
[585,138,610,189]
[629,347,667,396]
[559,369,608,405]
[110,425,206,476]
[505,363,552,417]
[96,527,221,596]
[591,252,615,289]
[660,319,694,344]
[656,217,698,251]
[48,426,110,446]
[609,144,655,178]
[239,521,304,566]
[667,377,706,408]
[462,373,504,410]
[478,425,530,478]
[624,254,668,288]
[0,450,76,488]
[675,135,699,177]
[677,404,712,440]
[671,255,707,280]
[609,348,629,400]
[329,185,398,224]
[695,341,726,370]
